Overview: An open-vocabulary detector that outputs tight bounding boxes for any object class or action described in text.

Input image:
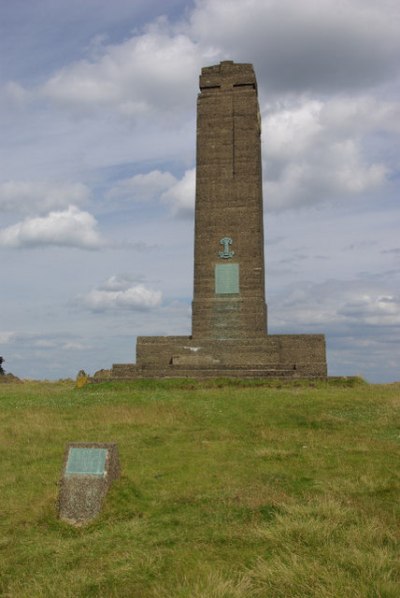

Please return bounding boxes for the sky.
[0,0,399,382]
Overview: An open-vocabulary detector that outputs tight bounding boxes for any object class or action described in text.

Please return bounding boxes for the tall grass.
[0,378,399,597]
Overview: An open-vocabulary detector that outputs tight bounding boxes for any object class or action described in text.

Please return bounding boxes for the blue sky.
[1,0,399,382]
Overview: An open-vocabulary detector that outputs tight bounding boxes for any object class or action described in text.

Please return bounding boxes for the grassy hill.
[1,378,399,597]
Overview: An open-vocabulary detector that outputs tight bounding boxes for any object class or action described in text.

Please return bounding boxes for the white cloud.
[81,280,162,312]
[263,100,324,159]
[0,181,90,214]
[40,20,214,118]
[99,275,130,291]
[271,278,400,333]
[34,339,57,348]
[0,205,102,249]
[189,0,400,94]
[0,331,15,344]
[339,294,400,326]
[9,0,400,121]
[262,98,389,210]
[5,1,398,222]
[63,341,88,350]
[161,168,195,217]
[320,97,400,135]
[4,81,30,105]
[106,170,176,202]
[107,168,196,217]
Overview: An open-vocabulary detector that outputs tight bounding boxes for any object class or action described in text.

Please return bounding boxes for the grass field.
[1,378,399,597]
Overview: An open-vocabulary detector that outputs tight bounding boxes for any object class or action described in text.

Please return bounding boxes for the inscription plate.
[66,448,107,476]
[215,263,239,294]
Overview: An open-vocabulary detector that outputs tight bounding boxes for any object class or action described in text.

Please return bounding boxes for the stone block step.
[111,364,300,379]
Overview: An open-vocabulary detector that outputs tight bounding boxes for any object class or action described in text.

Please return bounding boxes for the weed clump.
[75,370,89,388]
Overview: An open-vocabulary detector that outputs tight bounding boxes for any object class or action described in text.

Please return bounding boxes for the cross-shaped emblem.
[219,237,235,259]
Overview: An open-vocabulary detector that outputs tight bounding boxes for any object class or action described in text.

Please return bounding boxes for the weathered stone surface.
[112,334,327,378]
[192,61,267,339]
[107,61,328,380]
[92,368,112,381]
[58,442,120,525]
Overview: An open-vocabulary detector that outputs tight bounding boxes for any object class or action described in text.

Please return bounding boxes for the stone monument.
[109,61,327,379]
[58,442,120,525]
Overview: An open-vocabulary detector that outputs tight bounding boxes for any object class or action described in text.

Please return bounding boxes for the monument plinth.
[108,61,327,380]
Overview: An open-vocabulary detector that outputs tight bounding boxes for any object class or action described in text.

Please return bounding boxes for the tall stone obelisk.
[109,61,328,380]
[192,61,267,339]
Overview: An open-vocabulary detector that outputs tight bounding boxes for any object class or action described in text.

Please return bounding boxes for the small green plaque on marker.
[215,263,240,294]
[66,448,107,476]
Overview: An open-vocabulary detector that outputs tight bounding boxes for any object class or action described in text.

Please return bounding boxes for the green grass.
[0,378,399,597]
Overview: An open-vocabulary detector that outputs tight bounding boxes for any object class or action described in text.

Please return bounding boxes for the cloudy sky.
[1,0,399,382]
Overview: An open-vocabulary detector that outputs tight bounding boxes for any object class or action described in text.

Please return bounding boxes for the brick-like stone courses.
[108,61,328,380]
[192,61,267,339]
[132,334,326,376]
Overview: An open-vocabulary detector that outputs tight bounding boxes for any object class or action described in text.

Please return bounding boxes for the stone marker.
[58,442,120,525]
[105,61,328,380]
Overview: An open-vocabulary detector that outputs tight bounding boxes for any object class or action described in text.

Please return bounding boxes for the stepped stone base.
[109,334,327,380]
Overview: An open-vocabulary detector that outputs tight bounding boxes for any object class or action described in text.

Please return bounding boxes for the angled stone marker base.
[58,442,120,525]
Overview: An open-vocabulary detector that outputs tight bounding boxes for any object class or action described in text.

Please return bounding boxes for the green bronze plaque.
[66,448,107,476]
[215,263,239,294]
